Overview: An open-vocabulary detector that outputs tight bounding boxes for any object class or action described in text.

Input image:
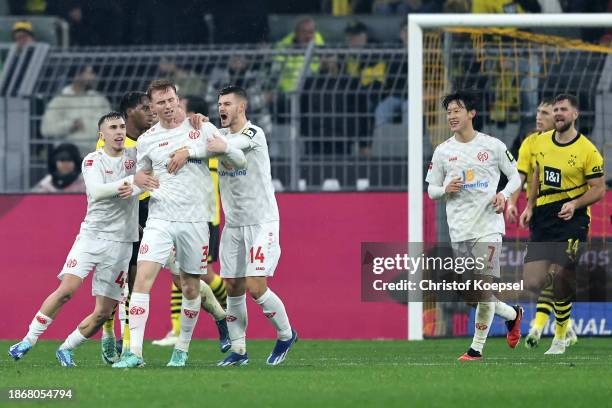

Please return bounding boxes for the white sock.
[254,289,292,341]
[226,295,247,354]
[176,295,201,352]
[59,327,87,350]
[128,292,150,357]
[470,301,495,353]
[24,312,53,345]
[494,299,517,321]
[199,280,226,321]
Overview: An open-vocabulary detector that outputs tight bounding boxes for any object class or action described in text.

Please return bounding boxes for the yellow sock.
[102,309,116,337]
[554,302,572,339]
[208,273,227,308]
[171,283,181,335]
[532,286,554,332]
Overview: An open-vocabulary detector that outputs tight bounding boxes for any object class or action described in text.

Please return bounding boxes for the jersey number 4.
[115,271,125,288]
[249,246,265,263]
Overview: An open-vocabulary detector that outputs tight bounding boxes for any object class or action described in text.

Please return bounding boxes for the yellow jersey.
[516,131,541,193]
[472,0,525,13]
[533,130,604,211]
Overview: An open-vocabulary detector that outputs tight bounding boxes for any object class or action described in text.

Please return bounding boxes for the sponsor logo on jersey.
[189,130,200,140]
[36,316,47,324]
[264,312,276,319]
[461,168,489,190]
[159,141,168,147]
[226,315,237,322]
[477,151,489,162]
[183,309,199,318]
[66,259,77,268]
[219,169,247,177]
[125,159,135,170]
[475,323,488,330]
[592,165,603,173]
[130,306,145,315]
[139,244,149,254]
[85,159,93,167]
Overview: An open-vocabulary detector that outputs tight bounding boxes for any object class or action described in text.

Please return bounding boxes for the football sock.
[102,308,115,339]
[128,292,150,358]
[199,280,226,321]
[59,327,87,350]
[171,283,182,336]
[24,312,53,345]
[208,273,227,308]
[176,295,201,352]
[226,294,247,354]
[533,286,554,332]
[254,289,292,341]
[493,297,517,321]
[470,301,495,353]
[554,301,572,340]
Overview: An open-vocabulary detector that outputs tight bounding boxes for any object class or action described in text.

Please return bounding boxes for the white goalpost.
[407,13,612,340]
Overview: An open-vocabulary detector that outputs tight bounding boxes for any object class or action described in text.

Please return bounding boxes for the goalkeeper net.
[415,21,612,338]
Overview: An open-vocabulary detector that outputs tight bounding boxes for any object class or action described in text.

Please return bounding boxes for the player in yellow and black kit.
[519,94,605,355]
[507,98,578,349]
[151,95,229,352]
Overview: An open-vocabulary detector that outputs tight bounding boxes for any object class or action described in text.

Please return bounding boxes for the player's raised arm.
[82,155,138,201]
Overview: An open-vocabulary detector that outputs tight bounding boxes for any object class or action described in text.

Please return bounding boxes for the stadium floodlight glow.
[407,13,612,341]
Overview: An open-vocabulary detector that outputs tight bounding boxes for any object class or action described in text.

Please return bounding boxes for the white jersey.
[218,121,279,227]
[137,119,216,222]
[425,132,517,242]
[80,148,139,242]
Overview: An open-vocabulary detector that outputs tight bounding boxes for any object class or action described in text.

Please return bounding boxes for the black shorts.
[129,197,150,267]
[208,222,220,263]
[524,200,588,267]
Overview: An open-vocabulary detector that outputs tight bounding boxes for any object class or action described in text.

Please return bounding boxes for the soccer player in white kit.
[206,85,297,366]
[8,112,143,366]
[112,80,244,368]
[425,90,523,361]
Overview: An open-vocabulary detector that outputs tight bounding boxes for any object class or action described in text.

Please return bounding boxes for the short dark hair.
[98,111,124,129]
[183,94,208,116]
[442,89,479,112]
[554,93,579,109]
[345,20,368,36]
[119,91,147,118]
[147,79,177,100]
[218,85,248,102]
[539,97,555,107]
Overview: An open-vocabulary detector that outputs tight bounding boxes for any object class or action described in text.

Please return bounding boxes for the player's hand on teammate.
[207,134,228,154]
[188,113,209,130]
[167,148,190,174]
[492,193,506,214]
[558,200,576,221]
[444,177,463,194]
[505,203,518,223]
[134,170,159,191]
[118,181,133,199]
[519,206,532,229]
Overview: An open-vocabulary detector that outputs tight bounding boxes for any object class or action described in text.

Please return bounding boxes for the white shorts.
[220,221,281,279]
[138,218,209,275]
[451,233,502,278]
[58,234,132,301]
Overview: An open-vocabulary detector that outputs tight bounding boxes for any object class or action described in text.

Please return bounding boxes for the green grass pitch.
[2,338,612,408]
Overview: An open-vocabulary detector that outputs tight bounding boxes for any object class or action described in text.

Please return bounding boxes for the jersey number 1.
[250,246,265,263]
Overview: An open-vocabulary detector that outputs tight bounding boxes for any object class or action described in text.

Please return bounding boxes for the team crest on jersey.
[242,127,257,139]
[568,154,577,167]
[189,130,200,140]
[66,259,77,268]
[124,159,135,170]
[477,151,489,162]
[139,244,149,254]
[183,309,199,318]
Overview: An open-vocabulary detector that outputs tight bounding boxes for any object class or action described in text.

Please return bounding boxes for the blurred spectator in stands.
[343,21,384,156]
[12,21,35,52]
[40,65,111,154]
[442,0,470,12]
[374,20,407,128]
[32,143,85,193]
[47,0,125,45]
[560,0,610,43]
[205,55,272,135]
[158,60,207,97]
[373,0,442,14]
[8,0,46,14]
[211,0,269,43]
[471,0,541,13]
[274,16,325,93]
